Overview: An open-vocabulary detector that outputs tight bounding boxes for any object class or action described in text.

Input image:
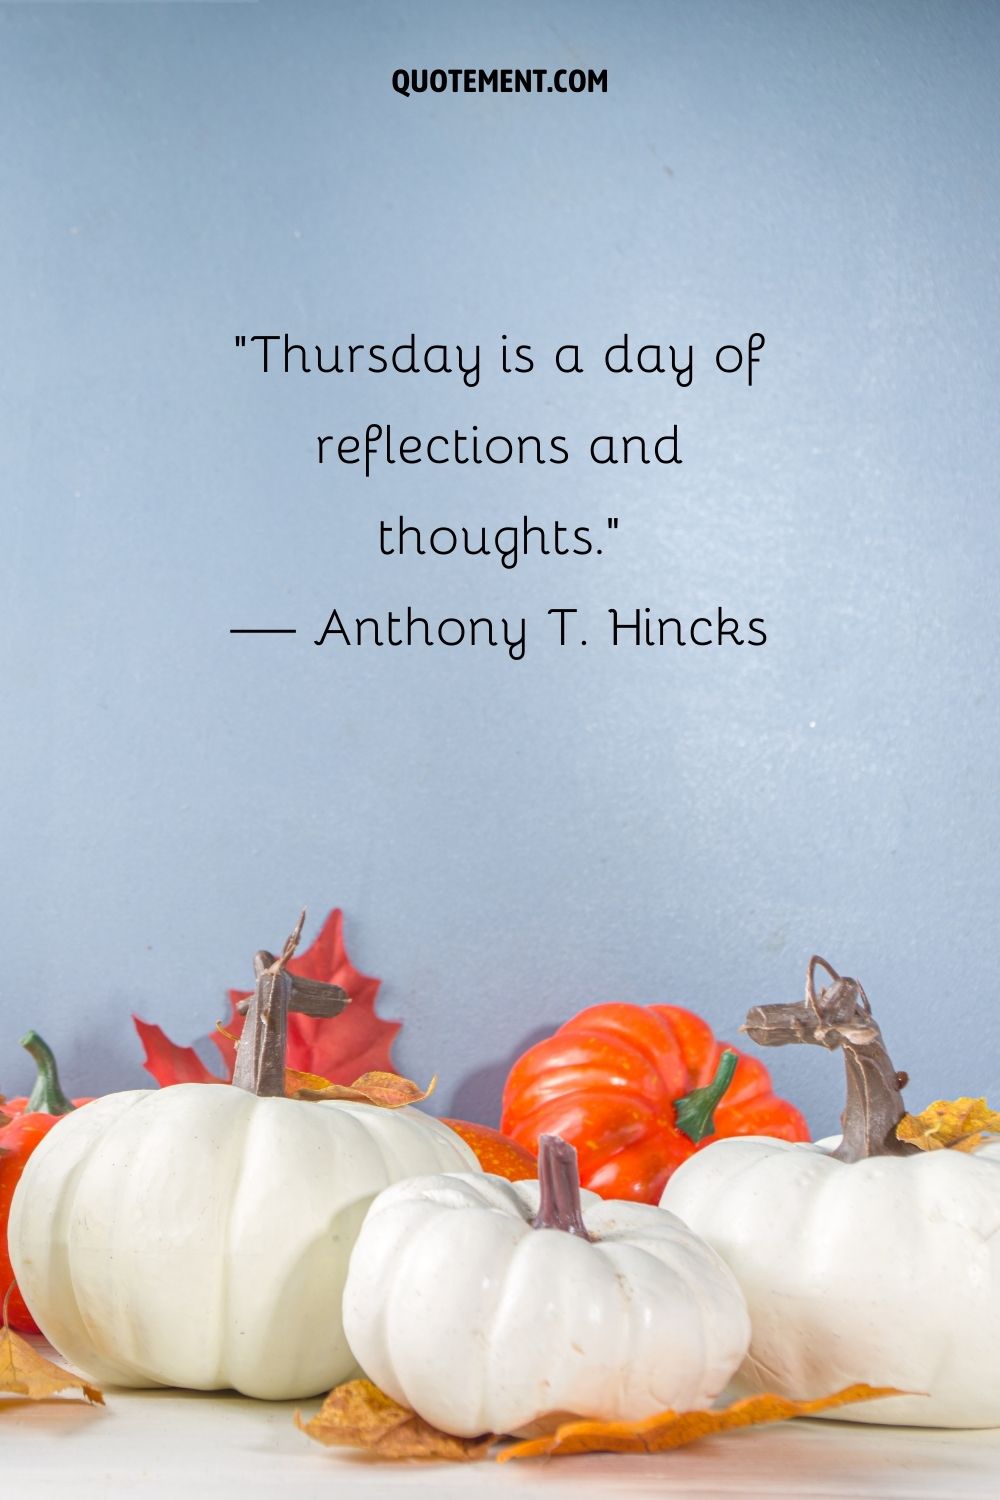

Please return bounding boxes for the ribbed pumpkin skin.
[501,1003,809,1203]
[342,1171,751,1438]
[9,1084,478,1399]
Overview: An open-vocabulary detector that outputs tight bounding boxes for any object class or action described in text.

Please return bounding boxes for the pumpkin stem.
[742,955,917,1162]
[674,1049,739,1143]
[20,1032,76,1117]
[531,1134,593,1239]
[231,911,351,1098]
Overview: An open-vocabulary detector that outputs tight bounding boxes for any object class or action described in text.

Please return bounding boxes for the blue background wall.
[2,0,998,1132]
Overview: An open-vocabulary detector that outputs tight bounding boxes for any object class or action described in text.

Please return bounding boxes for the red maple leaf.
[134,910,400,1087]
[134,1019,223,1085]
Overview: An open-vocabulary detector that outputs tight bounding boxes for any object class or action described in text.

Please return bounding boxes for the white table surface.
[6,1350,1000,1500]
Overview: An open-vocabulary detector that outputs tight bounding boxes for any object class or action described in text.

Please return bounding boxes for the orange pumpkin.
[501,1003,809,1203]
[439,1119,537,1181]
[1,1033,90,1332]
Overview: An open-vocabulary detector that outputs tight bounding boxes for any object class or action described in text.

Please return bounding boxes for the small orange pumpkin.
[501,1003,809,1203]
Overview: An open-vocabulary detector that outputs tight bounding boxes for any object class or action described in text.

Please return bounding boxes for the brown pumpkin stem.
[743,955,918,1162]
[231,911,352,1098]
[531,1134,593,1239]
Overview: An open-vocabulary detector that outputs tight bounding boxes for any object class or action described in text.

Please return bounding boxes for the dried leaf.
[897,1097,1000,1151]
[296,1070,437,1108]
[285,1068,336,1095]
[0,1328,104,1405]
[498,1383,904,1460]
[297,1379,492,1461]
[952,1131,1000,1154]
[297,1379,902,1465]
[135,910,400,1087]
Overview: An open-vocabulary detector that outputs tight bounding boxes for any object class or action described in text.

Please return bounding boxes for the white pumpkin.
[9,1083,477,1400]
[7,920,478,1401]
[662,1133,1000,1428]
[661,956,1000,1428]
[342,1135,751,1437]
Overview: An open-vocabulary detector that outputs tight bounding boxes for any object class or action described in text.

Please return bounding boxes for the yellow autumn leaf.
[294,1071,438,1108]
[952,1132,1000,1154]
[498,1383,905,1460]
[897,1097,1000,1151]
[297,1379,491,1460]
[0,1327,104,1405]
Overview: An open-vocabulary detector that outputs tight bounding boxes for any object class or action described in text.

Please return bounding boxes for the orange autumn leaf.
[217,1050,431,1110]
[297,1379,492,1461]
[284,1068,338,1095]
[294,1070,437,1108]
[897,1097,1000,1152]
[0,1327,104,1405]
[218,1034,433,1107]
[220,1022,328,1098]
[498,1383,905,1461]
[215,1031,343,1099]
[296,1378,902,1464]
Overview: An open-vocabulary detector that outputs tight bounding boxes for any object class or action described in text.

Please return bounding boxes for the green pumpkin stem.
[674,1049,739,1144]
[20,1031,76,1117]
